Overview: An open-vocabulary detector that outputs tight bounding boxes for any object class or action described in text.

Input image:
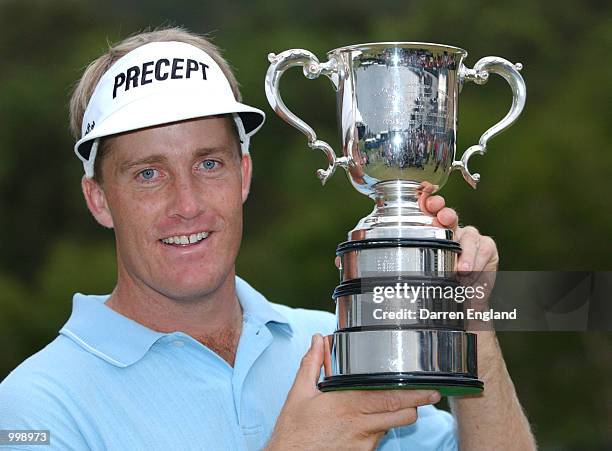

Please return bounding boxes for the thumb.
[287,334,325,401]
[334,256,341,269]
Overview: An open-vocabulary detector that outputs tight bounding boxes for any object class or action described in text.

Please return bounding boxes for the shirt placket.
[231,314,274,450]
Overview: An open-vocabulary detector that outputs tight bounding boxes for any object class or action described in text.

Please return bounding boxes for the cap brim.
[75,95,265,160]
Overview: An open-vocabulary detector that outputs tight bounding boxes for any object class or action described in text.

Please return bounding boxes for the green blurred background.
[0,0,610,448]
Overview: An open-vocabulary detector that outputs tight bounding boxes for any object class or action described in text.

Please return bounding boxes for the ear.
[240,153,253,203]
[81,176,114,228]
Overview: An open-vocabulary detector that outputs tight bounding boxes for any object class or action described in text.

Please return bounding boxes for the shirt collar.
[59,276,292,368]
[234,276,292,332]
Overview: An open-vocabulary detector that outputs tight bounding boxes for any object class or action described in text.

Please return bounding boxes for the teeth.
[161,232,210,245]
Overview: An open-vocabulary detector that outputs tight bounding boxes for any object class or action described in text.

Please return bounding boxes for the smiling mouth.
[160,231,210,246]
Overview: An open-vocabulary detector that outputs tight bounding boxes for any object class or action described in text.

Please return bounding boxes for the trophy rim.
[328,41,468,56]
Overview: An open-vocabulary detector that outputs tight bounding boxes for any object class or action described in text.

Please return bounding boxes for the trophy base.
[318,373,483,396]
[319,329,483,397]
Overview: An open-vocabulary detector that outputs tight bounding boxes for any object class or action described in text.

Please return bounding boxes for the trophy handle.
[453,57,527,188]
[265,49,348,185]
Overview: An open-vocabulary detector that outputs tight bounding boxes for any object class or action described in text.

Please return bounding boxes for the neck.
[105,267,243,366]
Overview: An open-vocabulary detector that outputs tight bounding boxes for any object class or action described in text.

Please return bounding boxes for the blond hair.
[69,26,242,181]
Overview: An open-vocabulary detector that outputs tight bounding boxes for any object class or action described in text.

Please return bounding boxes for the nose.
[167,175,203,220]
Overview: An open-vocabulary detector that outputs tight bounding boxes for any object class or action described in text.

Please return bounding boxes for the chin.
[155,284,217,303]
[152,271,233,302]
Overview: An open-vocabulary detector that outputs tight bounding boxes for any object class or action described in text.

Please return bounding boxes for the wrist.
[473,329,504,381]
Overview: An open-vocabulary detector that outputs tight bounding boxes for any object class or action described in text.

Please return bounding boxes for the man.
[0,27,536,450]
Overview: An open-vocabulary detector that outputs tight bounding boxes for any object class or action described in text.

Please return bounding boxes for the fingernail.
[312,334,322,346]
[429,391,441,403]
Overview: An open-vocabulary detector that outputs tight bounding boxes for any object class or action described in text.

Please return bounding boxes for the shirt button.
[171,340,185,348]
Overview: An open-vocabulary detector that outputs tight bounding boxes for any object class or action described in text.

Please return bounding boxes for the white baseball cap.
[74,41,265,177]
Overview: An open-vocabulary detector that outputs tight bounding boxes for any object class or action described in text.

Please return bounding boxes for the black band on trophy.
[332,276,460,298]
[334,324,467,333]
[336,238,462,255]
[318,373,484,396]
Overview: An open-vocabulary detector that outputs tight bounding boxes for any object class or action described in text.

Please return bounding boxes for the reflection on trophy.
[265,42,526,395]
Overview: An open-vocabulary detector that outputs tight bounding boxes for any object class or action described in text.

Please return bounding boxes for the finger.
[364,407,419,433]
[334,256,341,269]
[417,183,436,213]
[353,389,440,414]
[473,235,499,272]
[420,181,436,195]
[288,334,325,401]
[457,226,480,274]
[433,207,458,230]
[425,195,445,215]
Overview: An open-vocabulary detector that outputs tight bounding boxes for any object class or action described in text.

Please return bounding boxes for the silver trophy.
[265,42,526,395]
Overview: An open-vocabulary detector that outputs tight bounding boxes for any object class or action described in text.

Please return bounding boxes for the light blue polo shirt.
[0,277,457,450]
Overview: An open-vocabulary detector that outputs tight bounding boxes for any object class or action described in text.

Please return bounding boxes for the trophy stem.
[349,181,453,241]
[372,180,428,222]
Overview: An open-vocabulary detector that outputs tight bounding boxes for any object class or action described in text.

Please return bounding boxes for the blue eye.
[139,168,157,180]
[201,160,218,170]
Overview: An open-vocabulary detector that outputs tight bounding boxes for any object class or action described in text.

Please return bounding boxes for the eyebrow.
[119,155,168,173]
[118,147,236,173]
[193,146,237,159]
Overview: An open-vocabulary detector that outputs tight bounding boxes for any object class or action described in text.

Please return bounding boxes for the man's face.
[84,116,251,301]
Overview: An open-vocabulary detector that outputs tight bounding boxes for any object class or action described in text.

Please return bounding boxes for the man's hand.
[420,191,499,307]
[420,192,537,450]
[332,191,500,276]
[266,334,441,451]
[420,192,499,274]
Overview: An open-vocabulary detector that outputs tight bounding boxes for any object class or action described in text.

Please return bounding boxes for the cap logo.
[84,120,96,135]
[112,57,210,99]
